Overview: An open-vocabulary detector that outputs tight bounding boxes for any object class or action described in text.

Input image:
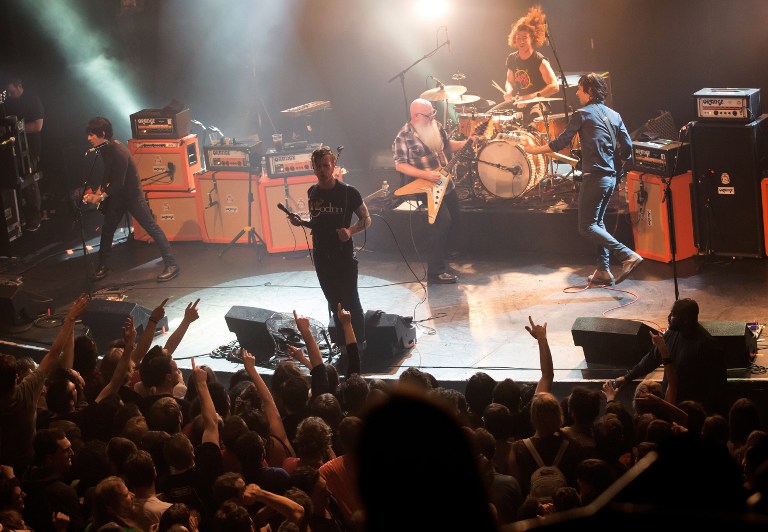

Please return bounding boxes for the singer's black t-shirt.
[307,180,362,257]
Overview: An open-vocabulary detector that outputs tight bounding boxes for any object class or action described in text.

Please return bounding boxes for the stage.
[1,199,768,413]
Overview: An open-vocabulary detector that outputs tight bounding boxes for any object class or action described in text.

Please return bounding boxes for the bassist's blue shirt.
[549,102,632,177]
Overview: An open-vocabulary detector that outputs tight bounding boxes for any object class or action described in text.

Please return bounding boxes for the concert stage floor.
[2,205,768,410]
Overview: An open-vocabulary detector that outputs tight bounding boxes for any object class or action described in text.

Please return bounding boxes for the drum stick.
[491,80,506,95]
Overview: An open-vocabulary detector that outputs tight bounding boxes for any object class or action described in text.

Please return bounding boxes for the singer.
[490,5,559,123]
[524,74,642,285]
[287,147,370,352]
[82,117,180,282]
[392,99,474,284]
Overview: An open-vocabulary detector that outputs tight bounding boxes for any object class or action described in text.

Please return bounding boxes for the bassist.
[392,99,475,284]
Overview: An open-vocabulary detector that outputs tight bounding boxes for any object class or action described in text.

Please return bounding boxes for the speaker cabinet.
[690,116,768,257]
[699,321,756,369]
[224,306,279,362]
[259,174,316,253]
[572,317,658,367]
[362,310,417,371]
[194,171,264,244]
[132,191,202,242]
[128,135,201,192]
[81,299,168,355]
[0,280,53,326]
[0,189,21,253]
[626,170,697,262]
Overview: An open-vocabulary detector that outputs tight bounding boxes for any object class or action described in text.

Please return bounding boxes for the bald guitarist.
[392,98,476,284]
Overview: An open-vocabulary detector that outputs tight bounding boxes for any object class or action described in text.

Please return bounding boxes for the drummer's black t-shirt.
[506,51,547,95]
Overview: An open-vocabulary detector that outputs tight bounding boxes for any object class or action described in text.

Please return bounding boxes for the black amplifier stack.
[689,88,767,258]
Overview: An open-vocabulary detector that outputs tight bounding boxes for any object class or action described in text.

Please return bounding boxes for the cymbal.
[449,94,481,105]
[515,96,564,105]
[420,85,467,101]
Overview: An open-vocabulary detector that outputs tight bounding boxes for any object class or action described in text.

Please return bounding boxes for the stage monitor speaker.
[699,321,756,369]
[0,280,53,326]
[128,135,201,192]
[690,116,768,257]
[362,310,417,371]
[133,191,202,242]
[259,174,316,253]
[81,299,168,355]
[194,171,264,244]
[572,317,657,367]
[224,306,278,362]
[626,170,697,262]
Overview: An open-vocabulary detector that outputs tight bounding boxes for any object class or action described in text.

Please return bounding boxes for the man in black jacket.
[82,116,179,281]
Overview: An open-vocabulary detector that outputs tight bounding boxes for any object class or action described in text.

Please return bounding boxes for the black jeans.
[99,191,176,268]
[428,189,460,275]
[313,248,365,346]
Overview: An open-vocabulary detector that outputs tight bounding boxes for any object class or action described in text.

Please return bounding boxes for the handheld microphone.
[445,27,451,54]
[167,162,176,182]
[0,137,15,147]
[85,141,109,156]
[277,203,292,215]
[429,75,445,88]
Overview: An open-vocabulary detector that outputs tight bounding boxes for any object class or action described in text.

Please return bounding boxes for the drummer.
[492,5,559,124]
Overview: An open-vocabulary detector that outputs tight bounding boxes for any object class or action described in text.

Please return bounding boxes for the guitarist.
[82,117,179,282]
[393,99,475,284]
[523,73,642,285]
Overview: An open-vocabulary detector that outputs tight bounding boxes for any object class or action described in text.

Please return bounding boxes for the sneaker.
[588,269,614,286]
[428,272,457,284]
[24,222,41,232]
[615,253,643,284]
[157,264,180,282]
[92,265,109,281]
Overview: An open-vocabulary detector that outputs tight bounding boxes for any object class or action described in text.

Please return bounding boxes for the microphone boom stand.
[388,40,450,122]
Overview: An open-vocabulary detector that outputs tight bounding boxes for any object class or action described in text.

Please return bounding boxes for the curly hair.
[507,5,548,49]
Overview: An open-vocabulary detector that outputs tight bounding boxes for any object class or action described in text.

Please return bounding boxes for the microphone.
[277,202,292,215]
[0,137,15,147]
[511,164,523,176]
[429,75,445,88]
[85,141,110,156]
[167,162,176,182]
[445,27,451,54]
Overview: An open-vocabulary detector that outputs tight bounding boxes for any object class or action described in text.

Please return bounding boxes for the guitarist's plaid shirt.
[392,121,455,192]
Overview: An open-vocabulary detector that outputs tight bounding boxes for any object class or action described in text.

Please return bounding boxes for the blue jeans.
[578,174,634,271]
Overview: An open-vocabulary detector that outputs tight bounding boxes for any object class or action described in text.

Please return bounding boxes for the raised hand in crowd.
[602,380,619,402]
[526,316,554,394]
[40,294,90,377]
[165,298,201,356]
[133,297,169,365]
[338,302,360,376]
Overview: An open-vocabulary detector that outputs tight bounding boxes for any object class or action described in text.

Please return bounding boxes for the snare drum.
[476,131,547,199]
[458,113,491,138]
[532,113,580,155]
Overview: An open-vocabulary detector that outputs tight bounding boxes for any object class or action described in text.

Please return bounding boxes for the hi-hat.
[515,96,563,105]
[448,94,481,105]
[420,85,467,101]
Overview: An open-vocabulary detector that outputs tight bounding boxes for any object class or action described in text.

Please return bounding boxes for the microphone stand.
[546,25,570,122]
[76,154,103,296]
[388,39,450,122]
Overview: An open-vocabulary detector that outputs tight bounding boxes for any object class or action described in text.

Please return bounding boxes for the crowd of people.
[0,293,767,532]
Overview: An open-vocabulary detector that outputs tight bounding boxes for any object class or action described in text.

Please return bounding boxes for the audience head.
[213,500,252,532]
[91,476,136,530]
[728,397,762,445]
[309,393,344,430]
[397,367,433,391]
[667,298,699,331]
[107,436,138,476]
[464,372,497,419]
[568,386,601,426]
[33,428,74,474]
[530,392,563,437]
[124,450,157,491]
[293,416,332,461]
[482,403,514,440]
[164,433,195,472]
[493,378,522,413]
[158,503,194,532]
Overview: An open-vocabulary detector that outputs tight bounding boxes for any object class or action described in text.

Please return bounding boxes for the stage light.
[414,0,449,17]
[16,0,142,121]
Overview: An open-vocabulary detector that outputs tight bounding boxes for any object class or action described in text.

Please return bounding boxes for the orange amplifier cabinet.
[194,171,264,244]
[258,169,345,253]
[132,190,202,242]
[128,134,202,192]
[762,178,768,257]
[626,170,697,262]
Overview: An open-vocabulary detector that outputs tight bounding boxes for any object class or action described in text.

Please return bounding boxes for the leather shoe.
[157,264,180,282]
[428,272,457,284]
[615,253,643,284]
[92,265,109,281]
[587,269,614,286]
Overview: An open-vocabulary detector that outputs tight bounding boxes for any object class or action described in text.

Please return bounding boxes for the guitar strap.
[593,104,623,179]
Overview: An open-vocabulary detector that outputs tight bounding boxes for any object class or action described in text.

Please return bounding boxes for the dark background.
[3,0,768,197]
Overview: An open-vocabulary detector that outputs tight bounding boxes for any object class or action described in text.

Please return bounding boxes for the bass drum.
[476,131,547,198]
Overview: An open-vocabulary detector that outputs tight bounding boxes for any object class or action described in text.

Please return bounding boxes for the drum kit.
[419,83,580,202]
